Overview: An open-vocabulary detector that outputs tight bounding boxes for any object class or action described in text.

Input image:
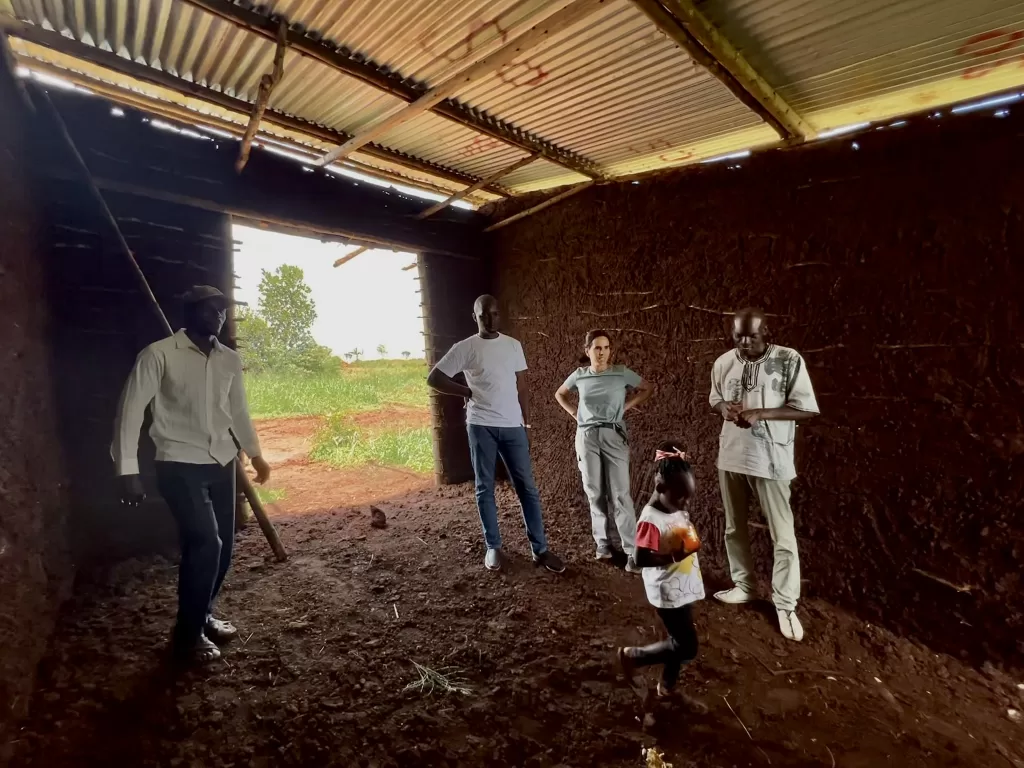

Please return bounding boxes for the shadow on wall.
[490,108,1024,667]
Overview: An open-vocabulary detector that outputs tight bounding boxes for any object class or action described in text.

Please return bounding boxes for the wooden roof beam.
[318,0,608,168]
[333,246,369,268]
[632,0,814,141]
[415,153,540,220]
[0,19,511,196]
[12,55,496,206]
[483,181,594,232]
[180,0,603,179]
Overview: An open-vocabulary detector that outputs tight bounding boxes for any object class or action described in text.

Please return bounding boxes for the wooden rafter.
[333,246,369,268]
[236,19,286,172]
[0,19,510,196]
[12,55,496,206]
[415,153,540,220]
[179,0,602,179]
[483,182,594,232]
[631,0,814,141]
[318,0,608,167]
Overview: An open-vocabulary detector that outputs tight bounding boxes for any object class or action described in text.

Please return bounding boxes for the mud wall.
[0,58,72,749]
[491,111,1024,665]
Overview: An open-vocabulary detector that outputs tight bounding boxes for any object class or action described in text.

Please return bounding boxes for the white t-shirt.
[709,344,819,481]
[435,334,528,428]
[635,504,705,609]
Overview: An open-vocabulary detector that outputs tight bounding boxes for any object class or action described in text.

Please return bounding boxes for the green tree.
[402,351,411,360]
[258,265,316,353]
[349,348,363,362]
[238,265,339,374]
[236,307,280,373]
[376,344,388,359]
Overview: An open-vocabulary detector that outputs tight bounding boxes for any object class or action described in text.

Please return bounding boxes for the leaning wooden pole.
[34,85,288,562]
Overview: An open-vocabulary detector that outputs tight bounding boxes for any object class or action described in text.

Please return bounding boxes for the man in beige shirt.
[112,286,270,663]
[709,308,819,642]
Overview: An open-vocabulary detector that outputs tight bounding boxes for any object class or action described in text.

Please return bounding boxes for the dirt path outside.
[252,408,434,514]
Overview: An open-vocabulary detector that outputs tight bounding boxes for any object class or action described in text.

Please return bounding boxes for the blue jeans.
[467,425,548,556]
[155,460,236,649]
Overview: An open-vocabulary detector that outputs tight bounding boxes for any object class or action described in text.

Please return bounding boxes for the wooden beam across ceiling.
[13,55,492,206]
[631,0,814,141]
[333,246,369,268]
[0,19,510,197]
[318,0,609,167]
[415,153,540,220]
[179,0,603,180]
[483,181,595,232]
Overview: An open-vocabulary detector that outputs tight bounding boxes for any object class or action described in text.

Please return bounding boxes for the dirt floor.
[7,418,1024,768]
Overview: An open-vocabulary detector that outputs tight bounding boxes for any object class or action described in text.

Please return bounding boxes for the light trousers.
[576,426,637,556]
[718,469,800,611]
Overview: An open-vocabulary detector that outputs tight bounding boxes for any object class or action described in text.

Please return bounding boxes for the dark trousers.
[628,604,699,689]
[155,460,236,648]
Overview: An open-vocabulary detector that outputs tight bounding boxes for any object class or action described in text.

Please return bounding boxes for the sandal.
[173,634,222,664]
[205,617,238,645]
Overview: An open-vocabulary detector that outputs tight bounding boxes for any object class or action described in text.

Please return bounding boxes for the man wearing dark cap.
[112,285,271,663]
[709,308,818,642]
[427,295,565,574]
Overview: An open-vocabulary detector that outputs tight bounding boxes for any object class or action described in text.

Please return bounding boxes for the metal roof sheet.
[5,0,1024,199]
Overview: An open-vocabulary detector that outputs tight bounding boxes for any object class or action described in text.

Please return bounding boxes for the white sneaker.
[484,548,503,571]
[777,610,804,642]
[713,587,757,604]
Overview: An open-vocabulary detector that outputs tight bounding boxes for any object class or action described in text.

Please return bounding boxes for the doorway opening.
[231,222,433,514]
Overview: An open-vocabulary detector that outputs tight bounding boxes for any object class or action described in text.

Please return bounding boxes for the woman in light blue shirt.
[555,330,655,572]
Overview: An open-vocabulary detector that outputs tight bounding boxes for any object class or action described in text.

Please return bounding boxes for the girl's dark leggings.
[626,604,698,689]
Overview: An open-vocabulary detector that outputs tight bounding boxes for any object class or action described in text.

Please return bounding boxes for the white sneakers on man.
[713,587,757,604]
[777,610,804,642]
[715,587,805,642]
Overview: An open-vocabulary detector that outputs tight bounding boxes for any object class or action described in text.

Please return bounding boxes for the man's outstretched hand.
[120,474,146,507]
[251,455,272,484]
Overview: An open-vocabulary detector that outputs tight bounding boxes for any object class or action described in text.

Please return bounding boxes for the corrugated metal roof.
[5,0,1024,199]
[696,0,1024,131]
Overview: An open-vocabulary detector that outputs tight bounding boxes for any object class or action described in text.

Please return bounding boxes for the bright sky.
[232,224,424,360]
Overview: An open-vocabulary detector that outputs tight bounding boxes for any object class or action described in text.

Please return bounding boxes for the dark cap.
[182,285,234,305]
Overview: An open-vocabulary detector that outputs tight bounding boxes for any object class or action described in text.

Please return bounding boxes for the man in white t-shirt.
[709,308,819,642]
[427,295,565,574]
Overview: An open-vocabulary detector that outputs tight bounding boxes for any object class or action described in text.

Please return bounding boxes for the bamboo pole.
[35,85,288,562]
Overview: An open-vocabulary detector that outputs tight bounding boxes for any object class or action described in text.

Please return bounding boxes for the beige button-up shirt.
[112,329,261,476]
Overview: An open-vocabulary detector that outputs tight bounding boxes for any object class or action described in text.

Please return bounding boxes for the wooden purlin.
[0,19,511,197]
[317,0,609,167]
[416,153,541,220]
[179,0,603,179]
[484,182,595,232]
[13,55,496,207]
[631,0,813,141]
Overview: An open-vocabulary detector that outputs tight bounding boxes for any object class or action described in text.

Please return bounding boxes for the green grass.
[310,422,434,474]
[255,486,287,504]
[245,360,433,474]
[245,359,429,419]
